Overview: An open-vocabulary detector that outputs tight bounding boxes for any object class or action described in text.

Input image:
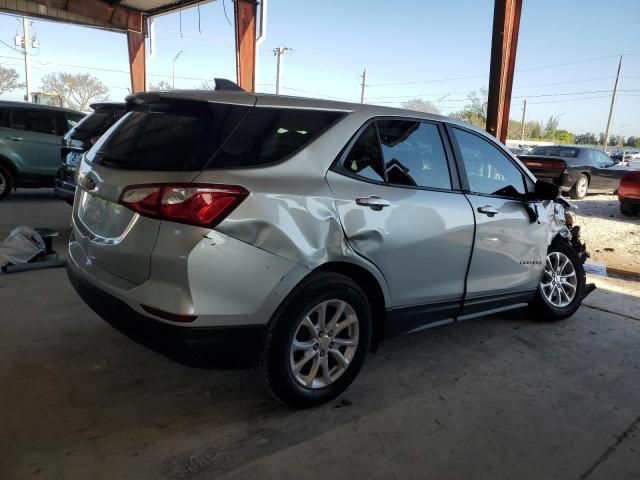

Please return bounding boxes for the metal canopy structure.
[0,0,520,142]
[0,0,257,93]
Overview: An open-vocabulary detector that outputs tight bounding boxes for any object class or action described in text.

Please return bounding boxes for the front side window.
[377,120,451,189]
[452,128,526,197]
[594,150,614,168]
[341,123,386,183]
[10,108,65,135]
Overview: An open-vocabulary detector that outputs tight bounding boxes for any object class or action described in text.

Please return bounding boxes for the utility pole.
[603,55,623,152]
[22,17,32,103]
[172,50,183,89]
[520,99,527,141]
[273,47,291,95]
[360,69,366,104]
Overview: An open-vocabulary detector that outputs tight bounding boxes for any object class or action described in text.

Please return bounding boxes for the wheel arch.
[0,155,19,183]
[313,261,388,351]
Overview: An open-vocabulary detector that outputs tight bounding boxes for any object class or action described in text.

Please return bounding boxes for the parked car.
[618,171,640,216]
[518,145,635,199]
[68,89,591,408]
[0,101,84,201]
[55,102,126,204]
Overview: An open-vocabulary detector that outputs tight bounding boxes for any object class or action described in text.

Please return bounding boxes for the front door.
[326,120,475,333]
[448,126,548,318]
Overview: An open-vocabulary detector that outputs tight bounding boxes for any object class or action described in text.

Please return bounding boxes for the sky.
[0,0,639,137]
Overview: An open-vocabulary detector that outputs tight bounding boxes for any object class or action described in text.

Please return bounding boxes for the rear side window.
[342,124,386,183]
[530,146,579,158]
[377,120,451,189]
[93,102,250,171]
[209,108,346,169]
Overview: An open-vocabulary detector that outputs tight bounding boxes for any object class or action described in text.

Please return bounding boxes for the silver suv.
[68,89,588,408]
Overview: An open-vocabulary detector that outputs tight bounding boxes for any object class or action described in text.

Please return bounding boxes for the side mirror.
[530,179,559,201]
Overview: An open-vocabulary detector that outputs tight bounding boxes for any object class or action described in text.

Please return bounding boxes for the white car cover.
[0,226,45,267]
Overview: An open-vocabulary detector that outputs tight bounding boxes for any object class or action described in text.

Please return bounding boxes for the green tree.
[451,87,488,128]
[149,80,172,91]
[625,136,640,148]
[554,129,574,144]
[400,98,440,114]
[575,133,597,145]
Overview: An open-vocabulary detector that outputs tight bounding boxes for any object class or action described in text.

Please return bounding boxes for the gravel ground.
[570,194,640,273]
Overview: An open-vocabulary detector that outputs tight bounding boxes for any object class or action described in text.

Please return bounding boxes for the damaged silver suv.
[68,87,591,408]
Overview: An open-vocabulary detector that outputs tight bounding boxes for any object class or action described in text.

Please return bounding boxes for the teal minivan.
[0,101,84,201]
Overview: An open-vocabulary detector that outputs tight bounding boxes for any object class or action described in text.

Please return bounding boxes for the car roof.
[90,102,126,111]
[0,100,83,115]
[125,90,486,136]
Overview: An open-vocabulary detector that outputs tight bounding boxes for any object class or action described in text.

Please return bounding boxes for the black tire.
[569,174,588,200]
[620,201,640,216]
[530,240,586,321]
[0,164,13,202]
[255,272,372,408]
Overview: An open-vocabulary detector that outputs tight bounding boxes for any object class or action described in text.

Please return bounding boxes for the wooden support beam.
[127,27,146,93]
[234,0,257,92]
[486,0,522,143]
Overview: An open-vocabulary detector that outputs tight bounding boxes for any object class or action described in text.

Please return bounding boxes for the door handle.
[477,205,499,216]
[8,137,23,141]
[356,196,390,210]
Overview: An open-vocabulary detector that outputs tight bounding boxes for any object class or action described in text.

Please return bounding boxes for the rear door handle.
[477,205,499,216]
[9,137,23,141]
[356,196,390,210]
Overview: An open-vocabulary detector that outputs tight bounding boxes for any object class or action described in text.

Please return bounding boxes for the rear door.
[327,118,475,332]
[73,98,253,285]
[448,126,548,317]
[5,107,66,177]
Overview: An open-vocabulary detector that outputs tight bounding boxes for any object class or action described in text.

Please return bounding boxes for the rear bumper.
[67,264,265,367]
[530,171,573,192]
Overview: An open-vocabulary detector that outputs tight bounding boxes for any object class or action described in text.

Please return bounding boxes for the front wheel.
[530,240,586,321]
[0,164,13,201]
[255,272,372,408]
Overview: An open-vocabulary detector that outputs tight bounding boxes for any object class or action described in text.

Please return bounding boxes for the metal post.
[520,99,526,141]
[603,56,623,152]
[360,69,366,104]
[234,0,257,92]
[486,0,523,143]
[22,17,32,103]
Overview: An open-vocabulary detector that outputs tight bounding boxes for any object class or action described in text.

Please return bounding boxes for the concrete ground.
[2,190,640,480]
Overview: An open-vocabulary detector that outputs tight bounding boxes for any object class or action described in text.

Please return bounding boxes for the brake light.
[119,183,249,228]
[522,159,567,170]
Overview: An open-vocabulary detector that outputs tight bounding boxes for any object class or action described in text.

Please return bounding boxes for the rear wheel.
[530,240,586,321]
[256,272,372,408]
[620,201,640,216]
[0,164,14,201]
[569,174,588,199]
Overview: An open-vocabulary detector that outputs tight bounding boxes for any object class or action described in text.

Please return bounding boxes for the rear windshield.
[90,102,345,171]
[92,101,251,171]
[529,146,580,158]
[68,110,125,146]
[207,107,346,169]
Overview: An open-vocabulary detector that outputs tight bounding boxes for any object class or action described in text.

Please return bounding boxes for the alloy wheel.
[577,177,588,197]
[289,299,359,389]
[540,251,578,308]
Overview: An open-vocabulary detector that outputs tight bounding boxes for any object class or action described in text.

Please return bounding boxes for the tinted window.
[93,102,250,171]
[377,120,451,189]
[66,112,85,129]
[69,110,125,149]
[530,146,579,158]
[342,124,385,182]
[453,128,526,197]
[210,108,345,169]
[0,107,8,127]
[10,108,66,135]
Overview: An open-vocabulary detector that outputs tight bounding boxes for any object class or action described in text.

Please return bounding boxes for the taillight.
[523,159,567,170]
[119,184,248,228]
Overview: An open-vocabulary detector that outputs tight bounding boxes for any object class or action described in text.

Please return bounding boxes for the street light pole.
[172,50,183,89]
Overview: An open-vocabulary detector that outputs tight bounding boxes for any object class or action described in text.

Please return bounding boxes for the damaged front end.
[547,197,596,299]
